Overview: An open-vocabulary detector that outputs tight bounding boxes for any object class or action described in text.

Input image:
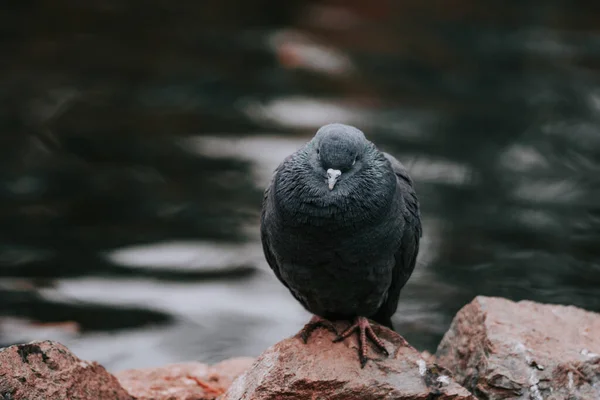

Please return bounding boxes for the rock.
[222,321,475,400]
[0,340,133,400]
[116,357,254,400]
[436,296,600,399]
[420,350,436,364]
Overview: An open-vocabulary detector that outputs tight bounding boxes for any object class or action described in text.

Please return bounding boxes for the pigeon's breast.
[274,223,400,317]
[268,197,404,317]
[276,185,396,231]
[272,206,403,268]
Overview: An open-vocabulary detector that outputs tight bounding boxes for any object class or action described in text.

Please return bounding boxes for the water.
[1,0,600,371]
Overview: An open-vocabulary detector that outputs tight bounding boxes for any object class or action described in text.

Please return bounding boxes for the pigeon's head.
[310,123,369,190]
[275,123,395,219]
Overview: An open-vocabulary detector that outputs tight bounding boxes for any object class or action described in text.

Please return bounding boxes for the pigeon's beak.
[327,168,342,190]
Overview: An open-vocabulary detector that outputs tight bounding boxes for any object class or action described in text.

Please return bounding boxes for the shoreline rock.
[436,296,600,399]
[116,357,254,400]
[0,340,133,400]
[0,340,253,400]
[222,321,475,400]
[2,297,599,399]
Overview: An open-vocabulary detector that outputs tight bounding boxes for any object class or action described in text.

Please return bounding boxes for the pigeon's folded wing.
[260,168,287,286]
[260,160,308,307]
[373,153,422,328]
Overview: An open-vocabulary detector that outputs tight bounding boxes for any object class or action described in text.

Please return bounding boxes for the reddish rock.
[0,340,133,400]
[436,296,600,399]
[116,357,254,400]
[222,321,475,400]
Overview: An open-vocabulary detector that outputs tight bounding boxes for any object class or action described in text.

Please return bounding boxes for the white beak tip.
[326,168,342,190]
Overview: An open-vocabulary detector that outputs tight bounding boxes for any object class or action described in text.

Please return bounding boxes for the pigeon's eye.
[352,157,357,166]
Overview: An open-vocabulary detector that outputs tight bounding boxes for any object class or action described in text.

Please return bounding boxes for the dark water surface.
[2,0,600,370]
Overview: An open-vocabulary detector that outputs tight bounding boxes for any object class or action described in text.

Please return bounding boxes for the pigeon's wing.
[260,157,307,306]
[260,164,287,286]
[372,153,422,329]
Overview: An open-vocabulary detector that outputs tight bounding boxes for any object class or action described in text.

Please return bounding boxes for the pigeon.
[260,123,421,367]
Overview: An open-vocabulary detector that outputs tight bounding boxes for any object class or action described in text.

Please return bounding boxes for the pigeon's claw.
[333,316,389,368]
[298,315,338,344]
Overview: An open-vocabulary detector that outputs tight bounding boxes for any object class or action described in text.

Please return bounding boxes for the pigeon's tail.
[371,313,395,331]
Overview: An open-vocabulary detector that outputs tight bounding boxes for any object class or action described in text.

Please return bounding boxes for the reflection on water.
[1,0,600,371]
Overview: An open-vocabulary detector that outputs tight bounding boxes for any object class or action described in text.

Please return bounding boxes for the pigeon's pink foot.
[298,315,338,343]
[333,316,390,368]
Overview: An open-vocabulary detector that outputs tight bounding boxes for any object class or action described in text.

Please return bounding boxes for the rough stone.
[222,320,475,400]
[0,340,133,400]
[116,357,254,400]
[436,296,600,399]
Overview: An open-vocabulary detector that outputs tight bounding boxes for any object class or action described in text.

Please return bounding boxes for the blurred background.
[2,0,600,371]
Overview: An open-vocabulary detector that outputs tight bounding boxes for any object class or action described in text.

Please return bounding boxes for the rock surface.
[0,340,133,400]
[436,296,600,399]
[222,321,475,400]
[6,297,599,400]
[116,357,254,400]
